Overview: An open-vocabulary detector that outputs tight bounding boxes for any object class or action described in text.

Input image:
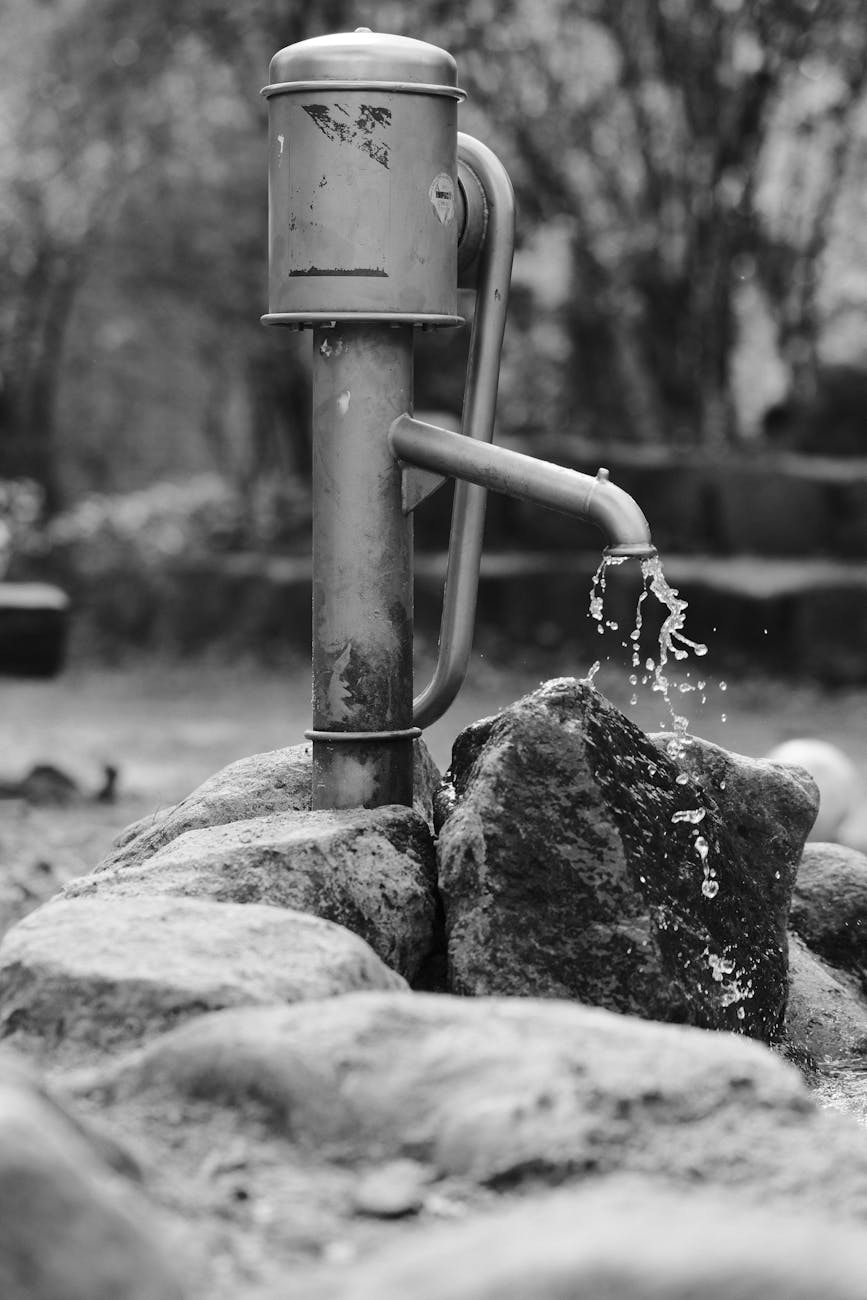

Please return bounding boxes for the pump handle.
[410,134,515,730]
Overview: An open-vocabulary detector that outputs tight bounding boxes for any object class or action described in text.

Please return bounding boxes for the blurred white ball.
[764,739,861,842]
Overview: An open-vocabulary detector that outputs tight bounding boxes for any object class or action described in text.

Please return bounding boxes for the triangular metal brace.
[401,465,449,514]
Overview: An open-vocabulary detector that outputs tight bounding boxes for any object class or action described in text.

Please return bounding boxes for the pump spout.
[389,415,656,558]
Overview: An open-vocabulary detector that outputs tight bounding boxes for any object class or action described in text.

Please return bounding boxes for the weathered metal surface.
[389,415,656,557]
[411,134,515,730]
[264,32,462,325]
[311,324,414,808]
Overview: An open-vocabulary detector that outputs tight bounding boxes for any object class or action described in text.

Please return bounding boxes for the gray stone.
[340,1179,867,1300]
[0,1053,183,1300]
[101,737,440,874]
[62,805,437,982]
[80,990,867,1217]
[435,679,816,1039]
[0,896,405,1063]
[784,932,867,1068]
[790,841,867,971]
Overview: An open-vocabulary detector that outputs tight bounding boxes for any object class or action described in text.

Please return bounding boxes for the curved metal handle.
[412,133,515,730]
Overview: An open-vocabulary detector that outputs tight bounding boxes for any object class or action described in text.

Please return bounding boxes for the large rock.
[790,842,867,970]
[784,932,867,1068]
[340,1179,867,1300]
[0,896,405,1063]
[0,1053,183,1299]
[103,737,441,873]
[435,679,817,1039]
[78,990,867,1218]
[62,805,437,982]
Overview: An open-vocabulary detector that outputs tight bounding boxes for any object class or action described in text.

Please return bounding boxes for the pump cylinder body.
[267,91,460,324]
[264,31,464,327]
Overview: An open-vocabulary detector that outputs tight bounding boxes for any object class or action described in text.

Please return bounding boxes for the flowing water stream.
[587,554,723,899]
[586,556,867,1105]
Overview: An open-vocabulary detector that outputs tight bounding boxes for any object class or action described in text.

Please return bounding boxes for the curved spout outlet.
[390,415,657,558]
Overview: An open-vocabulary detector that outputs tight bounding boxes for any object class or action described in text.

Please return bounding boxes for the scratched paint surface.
[286,100,392,277]
[302,103,391,169]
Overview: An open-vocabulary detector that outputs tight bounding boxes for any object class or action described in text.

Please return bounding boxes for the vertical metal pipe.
[310,323,415,809]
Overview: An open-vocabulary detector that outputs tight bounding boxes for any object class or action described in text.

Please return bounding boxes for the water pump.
[263,28,655,809]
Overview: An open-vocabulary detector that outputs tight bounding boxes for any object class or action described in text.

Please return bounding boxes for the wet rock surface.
[61,806,438,982]
[436,678,817,1039]
[0,896,405,1064]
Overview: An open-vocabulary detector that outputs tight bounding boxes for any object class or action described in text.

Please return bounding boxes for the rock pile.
[2,680,867,1297]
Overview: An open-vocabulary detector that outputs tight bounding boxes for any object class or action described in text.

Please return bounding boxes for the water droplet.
[630,693,638,706]
[645,657,655,671]
[676,772,690,785]
[719,780,726,789]
[719,681,727,692]
[672,808,706,825]
[720,712,727,722]
[737,1006,745,1020]
[629,674,638,686]
[584,660,601,685]
[702,878,719,898]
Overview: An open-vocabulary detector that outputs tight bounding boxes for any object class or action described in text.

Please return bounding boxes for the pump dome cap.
[263,29,466,100]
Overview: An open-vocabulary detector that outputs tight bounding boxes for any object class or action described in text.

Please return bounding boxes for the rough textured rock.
[0,897,405,1063]
[0,1052,183,1299]
[61,805,437,982]
[650,729,820,955]
[103,737,440,874]
[790,842,867,972]
[784,932,867,1067]
[340,1179,867,1300]
[435,678,817,1039]
[77,990,867,1218]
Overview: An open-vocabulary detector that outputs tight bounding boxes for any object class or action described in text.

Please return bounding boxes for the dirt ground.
[2,647,867,885]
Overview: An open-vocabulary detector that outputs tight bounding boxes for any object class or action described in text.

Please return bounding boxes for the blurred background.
[4,0,867,874]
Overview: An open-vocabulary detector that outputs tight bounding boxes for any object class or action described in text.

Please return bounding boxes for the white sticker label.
[429,173,456,225]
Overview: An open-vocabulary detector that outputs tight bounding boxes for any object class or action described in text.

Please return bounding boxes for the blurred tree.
[0,0,352,508]
[4,0,867,515]
[389,0,867,446]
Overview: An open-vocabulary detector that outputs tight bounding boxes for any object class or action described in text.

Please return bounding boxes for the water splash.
[671,808,706,825]
[587,554,719,904]
[640,555,708,755]
[589,555,627,635]
[584,659,602,686]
